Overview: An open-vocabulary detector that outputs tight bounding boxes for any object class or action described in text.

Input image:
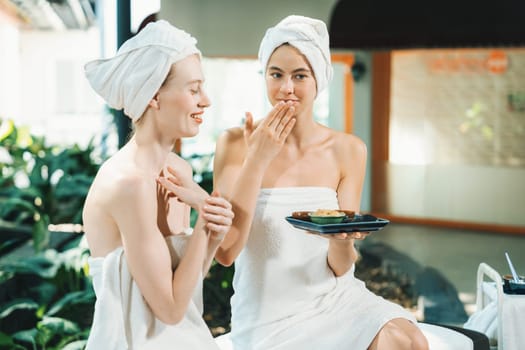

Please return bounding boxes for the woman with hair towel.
[212,15,429,349]
[82,20,234,349]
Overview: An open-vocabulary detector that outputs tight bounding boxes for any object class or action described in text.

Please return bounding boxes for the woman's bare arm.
[213,132,268,266]
[212,102,296,266]
[327,134,368,276]
[110,175,208,325]
[156,165,234,275]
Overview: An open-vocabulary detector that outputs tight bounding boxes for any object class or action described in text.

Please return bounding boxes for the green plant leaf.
[32,216,50,252]
[0,119,14,142]
[0,331,26,349]
[0,299,38,319]
[45,290,95,317]
[38,316,80,336]
[0,250,60,278]
[61,339,88,350]
[12,329,37,349]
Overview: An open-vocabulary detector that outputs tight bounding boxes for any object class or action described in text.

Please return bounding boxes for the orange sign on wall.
[427,50,509,74]
[486,50,508,74]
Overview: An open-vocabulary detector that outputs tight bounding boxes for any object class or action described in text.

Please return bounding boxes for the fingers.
[156,176,176,191]
[264,101,287,127]
[315,231,370,241]
[166,175,182,186]
[265,101,297,129]
[202,195,234,232]
[354,232,370,240]
[203,197,234,218]
[166,165,179,177]
[332,232,370,240]
[276,108,296,141]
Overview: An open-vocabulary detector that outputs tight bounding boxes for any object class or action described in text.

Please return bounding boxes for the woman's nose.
[199,89,211,108]
[280,78,294,94]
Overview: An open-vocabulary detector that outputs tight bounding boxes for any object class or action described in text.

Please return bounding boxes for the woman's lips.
[190,113,203,124]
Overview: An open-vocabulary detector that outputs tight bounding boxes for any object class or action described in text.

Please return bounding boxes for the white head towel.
[258,15,333,96]
[84,20,201,121]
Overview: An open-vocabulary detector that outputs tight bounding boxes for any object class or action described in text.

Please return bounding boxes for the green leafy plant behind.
[0,242,94,349]
[0,118,101,253]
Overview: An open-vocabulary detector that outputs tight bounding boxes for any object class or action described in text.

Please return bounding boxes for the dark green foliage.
[0,245,94,349]
[1,118,99,253]
[0,118,99,348]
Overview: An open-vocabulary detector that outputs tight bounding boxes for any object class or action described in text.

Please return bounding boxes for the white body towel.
[230,187,418,349]
[86,235,219,350]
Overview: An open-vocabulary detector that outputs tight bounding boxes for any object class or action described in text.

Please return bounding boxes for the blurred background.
[1,0,524,348]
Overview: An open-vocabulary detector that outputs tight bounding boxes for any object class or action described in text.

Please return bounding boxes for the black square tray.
[285,214,389,234]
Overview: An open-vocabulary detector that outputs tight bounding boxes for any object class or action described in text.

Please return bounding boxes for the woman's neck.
[285,114,323,149]
[126,135,175,176]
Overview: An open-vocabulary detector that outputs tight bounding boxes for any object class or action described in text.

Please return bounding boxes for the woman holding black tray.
[213,14,428,350]
[160,15,428,350]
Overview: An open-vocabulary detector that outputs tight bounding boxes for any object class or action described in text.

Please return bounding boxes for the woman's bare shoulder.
[217,126,244,145]
[165,152,192,174]
[89,158,151,207]
[215,126,246,161]
[331,129,367,155]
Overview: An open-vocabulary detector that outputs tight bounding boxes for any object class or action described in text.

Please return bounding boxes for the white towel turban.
[258,15,333,96]
[84,20,201,122]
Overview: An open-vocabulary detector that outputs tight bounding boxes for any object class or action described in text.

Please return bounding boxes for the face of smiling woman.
[265,44,317,117]
[153,54,211,139]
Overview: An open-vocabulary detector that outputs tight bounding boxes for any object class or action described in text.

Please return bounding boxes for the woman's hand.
[156,166,208,211]
[202,190,234,241]
[244,101,296,168]
[331,231,369,241]
[306,230,370,241]
[157,169,234,241]
[156,173,176,237]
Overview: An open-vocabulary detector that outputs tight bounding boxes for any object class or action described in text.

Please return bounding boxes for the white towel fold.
[258,15,333,96]
[85,236,219,349]
[84,20,200,121]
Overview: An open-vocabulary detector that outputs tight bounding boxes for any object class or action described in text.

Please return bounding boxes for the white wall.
[16,29,106,147]
[0,18,111,149]
[387,164,525,226]
[0,23,20,120]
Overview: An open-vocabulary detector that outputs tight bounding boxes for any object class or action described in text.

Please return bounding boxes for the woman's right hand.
[156,166,208,211]
[244,101,296,168]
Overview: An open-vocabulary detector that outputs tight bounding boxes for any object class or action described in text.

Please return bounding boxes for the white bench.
[215,323,473,350]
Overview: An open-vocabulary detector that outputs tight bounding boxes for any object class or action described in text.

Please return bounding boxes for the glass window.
[390,49,525,167]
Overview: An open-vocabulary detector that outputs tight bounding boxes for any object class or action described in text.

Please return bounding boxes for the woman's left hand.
[202,190,234,241]
[306,231,370,241]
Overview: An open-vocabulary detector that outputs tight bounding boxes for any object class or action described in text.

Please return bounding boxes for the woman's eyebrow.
[186,79,204,85]
[291,68,311,74]
[268,66,311,73]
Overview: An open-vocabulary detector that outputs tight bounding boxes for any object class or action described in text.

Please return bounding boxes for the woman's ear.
[148,93,160,109]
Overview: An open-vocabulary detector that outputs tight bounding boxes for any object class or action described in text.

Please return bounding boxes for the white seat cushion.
[418,323,474,350]
[215,323,474,350]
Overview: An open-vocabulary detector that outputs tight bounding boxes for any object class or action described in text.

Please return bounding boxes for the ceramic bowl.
[308,210,346,224]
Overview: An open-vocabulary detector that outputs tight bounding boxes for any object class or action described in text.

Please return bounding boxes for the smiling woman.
[82,20,234,349]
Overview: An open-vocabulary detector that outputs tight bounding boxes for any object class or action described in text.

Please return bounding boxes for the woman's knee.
[370,320,429,350]
[411,330,429,350]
